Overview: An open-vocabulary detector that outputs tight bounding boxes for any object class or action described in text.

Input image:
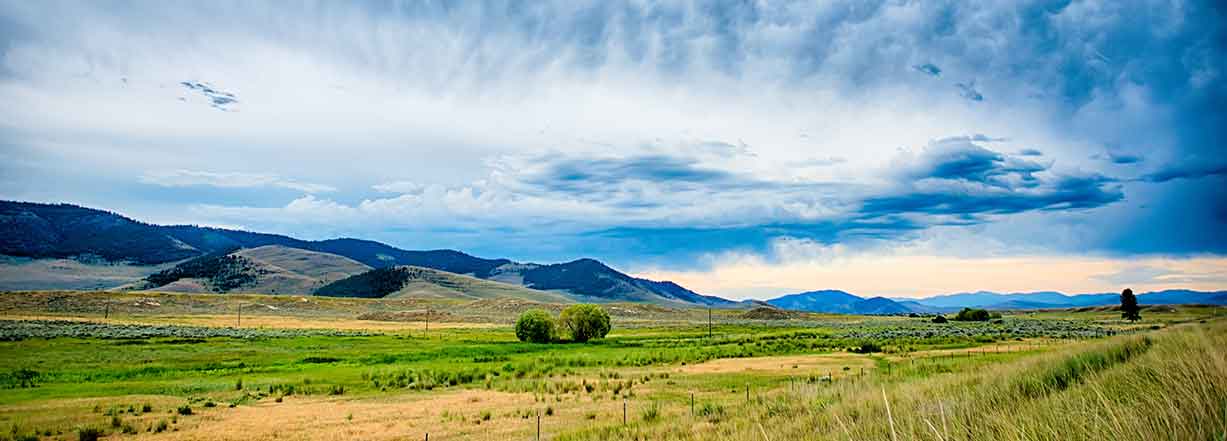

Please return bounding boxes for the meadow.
[0,291,1222,440]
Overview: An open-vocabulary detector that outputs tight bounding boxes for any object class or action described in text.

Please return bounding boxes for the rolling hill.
[314,265,572,303]
[139,245,371,294]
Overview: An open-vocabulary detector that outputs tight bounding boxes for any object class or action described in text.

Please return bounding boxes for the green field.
[0,292,1223,441]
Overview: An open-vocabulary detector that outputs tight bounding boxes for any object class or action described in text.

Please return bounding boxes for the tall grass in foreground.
[560,322,1227,441]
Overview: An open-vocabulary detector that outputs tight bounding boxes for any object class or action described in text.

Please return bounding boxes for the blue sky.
[1,1,1224,298]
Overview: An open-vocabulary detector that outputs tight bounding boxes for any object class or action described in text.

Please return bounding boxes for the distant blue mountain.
[767,288,1227,315]
[766,290,865,313]
[907,289,1227,310]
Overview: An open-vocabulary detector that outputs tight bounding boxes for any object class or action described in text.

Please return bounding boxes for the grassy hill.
[140,246,371,295]
[315,265,572,303]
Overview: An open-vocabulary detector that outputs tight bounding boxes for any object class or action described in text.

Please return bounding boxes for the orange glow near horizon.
[634,254,1227,300]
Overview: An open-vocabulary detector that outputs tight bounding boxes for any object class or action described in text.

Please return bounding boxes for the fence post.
[623,398,627,426]
[690,392,694,416]
[536,409,541,441]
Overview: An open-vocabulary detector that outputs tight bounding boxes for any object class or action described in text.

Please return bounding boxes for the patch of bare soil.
[357,310,456,322]
[740,307,800,320]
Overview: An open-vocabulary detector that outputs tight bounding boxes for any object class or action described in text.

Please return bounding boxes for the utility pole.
[425,308,429,337]
[708,308,712,338]
[236,302,241,328]
[104,301,110,319]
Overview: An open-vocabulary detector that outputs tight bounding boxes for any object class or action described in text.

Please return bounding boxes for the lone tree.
[1120,288,1141,321]
[559,304,611,343]
[514,309,556,343]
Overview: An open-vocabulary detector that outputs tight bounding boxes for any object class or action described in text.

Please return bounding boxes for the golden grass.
[557,321,1227,441]
[675,353,875,375]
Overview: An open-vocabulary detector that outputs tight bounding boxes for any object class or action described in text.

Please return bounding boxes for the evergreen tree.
[1120,288,1141,321]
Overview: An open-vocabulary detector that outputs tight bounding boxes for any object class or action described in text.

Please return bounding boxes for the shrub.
[176,405,192,416]
[77,427,103,441]
[559,304,611,343]
[154,420,168,433]
[141,403,152,413]
[932,315,948,323]
[1,368,40,388]
[954,308,992,322]
[515,310,556,343]
[851,342,882,354]
[641,401,661,422]
[697,402,725,423]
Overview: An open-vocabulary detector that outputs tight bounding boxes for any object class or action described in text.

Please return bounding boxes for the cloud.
[1141,161,1227,183]
[139,169,335,193]
[188,139,1127,266]
[912,63,941,77]
[1091,151,1144,165]
[372,181,424,194]
[2,0,1224,268]
[899,138,1046,187]
[969,134,1007,142]
[179,81,239,111]
[955,81,983,101]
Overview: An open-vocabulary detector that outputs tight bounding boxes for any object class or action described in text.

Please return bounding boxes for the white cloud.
[2,1,1222,270]
[139,169,335,193]
[371,181,424,194]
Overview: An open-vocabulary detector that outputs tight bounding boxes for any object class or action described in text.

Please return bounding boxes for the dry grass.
[675,353,875,375]
[0,314,495,331]
[557,321,1227,441]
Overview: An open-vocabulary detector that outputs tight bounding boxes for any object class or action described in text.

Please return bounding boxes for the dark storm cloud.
[1142,161,1227,183]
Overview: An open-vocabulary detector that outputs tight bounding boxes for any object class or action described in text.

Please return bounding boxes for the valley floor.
[0,291,1223,441]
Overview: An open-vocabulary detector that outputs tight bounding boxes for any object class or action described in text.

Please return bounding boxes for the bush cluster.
[953,308,1000,322]
[514,304,611,343]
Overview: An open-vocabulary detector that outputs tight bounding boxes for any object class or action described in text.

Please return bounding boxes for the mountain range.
[2,200,1223,313]
[0,200,729,306]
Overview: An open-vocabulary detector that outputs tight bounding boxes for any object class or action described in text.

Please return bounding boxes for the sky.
[1,1,1225,299]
